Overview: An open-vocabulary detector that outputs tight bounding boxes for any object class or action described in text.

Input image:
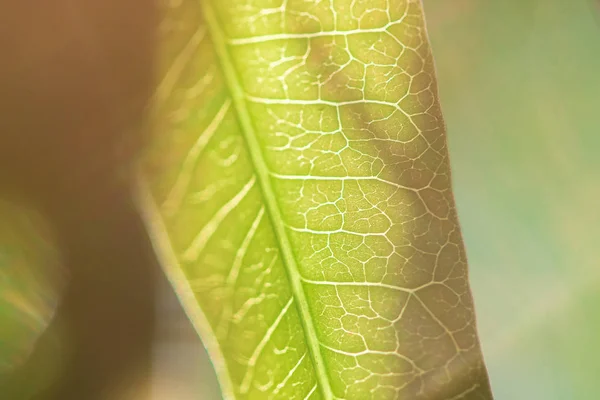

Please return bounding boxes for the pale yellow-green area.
[141,0,492,398]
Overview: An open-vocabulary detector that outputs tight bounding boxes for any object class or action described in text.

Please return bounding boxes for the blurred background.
[426,0,600,398]
[2,0,599,399]
[155,1,600,398]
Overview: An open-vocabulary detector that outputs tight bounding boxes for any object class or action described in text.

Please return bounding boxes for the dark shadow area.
[0,1,159,398]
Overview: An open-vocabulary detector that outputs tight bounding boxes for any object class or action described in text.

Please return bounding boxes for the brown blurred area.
[0,1,160,399]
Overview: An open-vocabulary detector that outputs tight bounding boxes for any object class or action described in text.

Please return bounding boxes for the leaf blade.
[141,0,493,398]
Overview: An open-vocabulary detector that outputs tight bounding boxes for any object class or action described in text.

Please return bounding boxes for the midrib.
[200,3,334,399]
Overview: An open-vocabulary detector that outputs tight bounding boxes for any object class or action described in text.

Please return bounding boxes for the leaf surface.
[139,0,493,398]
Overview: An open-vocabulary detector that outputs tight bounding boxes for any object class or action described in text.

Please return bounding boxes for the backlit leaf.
[139,0,493,398]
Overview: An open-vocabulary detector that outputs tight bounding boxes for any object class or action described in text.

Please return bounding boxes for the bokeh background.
[154,1,600,398]
[1,1,598,399]
[426,0,600,398]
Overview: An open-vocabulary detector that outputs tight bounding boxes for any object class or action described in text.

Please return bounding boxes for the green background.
[424,0,600,398]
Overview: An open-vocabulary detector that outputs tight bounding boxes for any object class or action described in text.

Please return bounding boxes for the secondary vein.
[200,3,334,399]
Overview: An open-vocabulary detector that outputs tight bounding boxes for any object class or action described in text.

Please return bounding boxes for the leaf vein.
[202,2,335,398]
[183,176,256,262]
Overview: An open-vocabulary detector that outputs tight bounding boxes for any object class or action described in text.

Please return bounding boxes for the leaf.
[138,0,493,398]
[0,198,63,376]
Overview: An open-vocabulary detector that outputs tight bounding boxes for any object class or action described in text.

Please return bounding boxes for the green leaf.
[0,199,63,376]
[139,0,493,398]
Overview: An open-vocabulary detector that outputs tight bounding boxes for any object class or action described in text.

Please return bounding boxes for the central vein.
[200,2,334,399]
